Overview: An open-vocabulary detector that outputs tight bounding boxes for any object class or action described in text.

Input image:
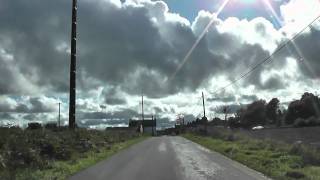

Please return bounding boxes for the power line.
[210,14,320,96]
[187,15,320,122]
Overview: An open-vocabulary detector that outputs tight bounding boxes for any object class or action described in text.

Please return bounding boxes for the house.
[129,119,157,135]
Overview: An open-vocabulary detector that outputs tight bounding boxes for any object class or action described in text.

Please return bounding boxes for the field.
[205,126,320,149]
[0,127,146,180]
[236,127,320,149]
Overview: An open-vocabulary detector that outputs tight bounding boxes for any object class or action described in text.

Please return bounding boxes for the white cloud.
[0,0,319,128]
[280,0,320,35]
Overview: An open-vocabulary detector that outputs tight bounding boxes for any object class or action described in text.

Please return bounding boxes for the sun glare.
[168,0,231,81]
[241,0,256,4]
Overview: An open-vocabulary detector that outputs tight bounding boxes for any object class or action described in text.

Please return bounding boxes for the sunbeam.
[261,0,319,79]
[168,0,231,82]
[261,0,283,27]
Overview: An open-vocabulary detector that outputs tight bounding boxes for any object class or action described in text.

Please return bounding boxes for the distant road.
[69,136,270,180]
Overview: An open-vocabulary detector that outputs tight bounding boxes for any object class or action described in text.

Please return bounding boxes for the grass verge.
[3,133,149,180]
[182,133,320,180]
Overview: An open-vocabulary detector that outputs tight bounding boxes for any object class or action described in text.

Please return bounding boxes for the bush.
[293,118,307,127]
[0,128,139,178]
[290,142,320,165]
[293,117,320,127]
[285,171,305,179]
[27,123,42,130]
[44,123,58,130]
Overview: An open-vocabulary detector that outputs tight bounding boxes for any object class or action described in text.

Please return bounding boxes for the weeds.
[0,128,143,179]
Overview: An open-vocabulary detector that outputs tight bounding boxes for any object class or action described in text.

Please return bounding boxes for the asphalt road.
[69,136,270,180]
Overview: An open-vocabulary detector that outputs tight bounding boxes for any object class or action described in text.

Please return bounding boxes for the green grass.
[16,135,148,180]
[183,133,320,180]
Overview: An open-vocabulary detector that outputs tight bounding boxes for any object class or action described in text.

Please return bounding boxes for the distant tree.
[266,98,280,124]
[285,92,320,125]
[285,100,301,125]
[210,117,224,126]
[277,109,283,127]
[27,122,42,130]
[228,117,241,129]
[45,123,58,130]
[239,100,267,128]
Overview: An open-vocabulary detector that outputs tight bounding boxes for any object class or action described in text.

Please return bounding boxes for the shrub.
[293,117,320,127]
[285,171,305,179]
[0,128,139,179]
[27,123,42,130]
[44,123,58,130]
[293,118,307,127]
[290,142,320,165]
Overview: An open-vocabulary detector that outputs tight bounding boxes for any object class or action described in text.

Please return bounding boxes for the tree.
[285,92,320,125]
[239,100,267,128]
[266,98,280,125]
[222,106,229,126]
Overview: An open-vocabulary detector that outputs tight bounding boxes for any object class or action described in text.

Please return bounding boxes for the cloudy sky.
[0,0,319,129]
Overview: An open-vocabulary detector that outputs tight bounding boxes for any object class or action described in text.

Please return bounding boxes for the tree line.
[187,92,320,129]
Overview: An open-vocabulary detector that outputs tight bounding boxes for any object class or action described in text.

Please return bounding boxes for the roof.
[129,120,156,127]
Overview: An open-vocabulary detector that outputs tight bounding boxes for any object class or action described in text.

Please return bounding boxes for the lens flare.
[168,0,231,82]
[261,0,283,27]
[261,0,317,77]
[241,0,256,4]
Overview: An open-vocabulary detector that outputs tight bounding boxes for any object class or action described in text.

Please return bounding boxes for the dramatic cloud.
[0,96,58,113]
[0,0,319,128]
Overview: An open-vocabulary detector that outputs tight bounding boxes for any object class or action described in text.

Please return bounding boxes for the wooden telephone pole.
[69,0,77,129]
[202,92,206,118]
[58,102,61,128]
[202,92,207,133]
[152,115,154,136]
[141,94,144,132]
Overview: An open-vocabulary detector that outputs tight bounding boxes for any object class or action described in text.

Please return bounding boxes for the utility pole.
[151,115,154,136]
[141,94,144,132]
[69,0,77,129]
[154,116,157,136]
[202,92,206,118]
[202,92,207,134]
[58,102,61,128]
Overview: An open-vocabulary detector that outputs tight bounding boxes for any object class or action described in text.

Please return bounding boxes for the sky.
[0,0,320,129]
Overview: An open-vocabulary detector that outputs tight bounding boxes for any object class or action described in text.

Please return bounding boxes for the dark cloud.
[153,107,163,114]
[1,0,308,98]
[213,104,242,114]
[104,87,127,105]
[78,108,138,120]
[0,97,56,114]
[292,27,320,79]
[1,0,320,128]
[0,113,14,120]
[261,76,285,90]
[207,96,236,103]
[241,95,258,102]
[23,114,37,121]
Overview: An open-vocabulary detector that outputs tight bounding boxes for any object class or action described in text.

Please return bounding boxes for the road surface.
[69,136,270,180]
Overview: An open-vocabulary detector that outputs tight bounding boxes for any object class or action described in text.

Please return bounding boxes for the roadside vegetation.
[0,127,147,180]
[186,92,320,130]
[183,132,320,180]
